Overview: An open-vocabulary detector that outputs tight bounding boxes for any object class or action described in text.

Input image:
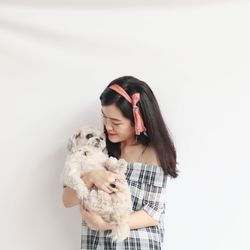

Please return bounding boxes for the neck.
[120,139,147,163]
[120,136,138,149]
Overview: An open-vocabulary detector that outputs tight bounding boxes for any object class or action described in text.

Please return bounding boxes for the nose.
[95,138,100,143]
[103,118,113,131]
[105,124,113,131]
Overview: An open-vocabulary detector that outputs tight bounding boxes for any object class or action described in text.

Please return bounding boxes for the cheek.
[119,124,135,136]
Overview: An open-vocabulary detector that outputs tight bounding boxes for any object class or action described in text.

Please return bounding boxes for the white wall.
[0,1,249,249]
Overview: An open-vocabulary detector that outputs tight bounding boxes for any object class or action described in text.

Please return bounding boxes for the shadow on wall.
[0,0,245,8]
[20,103,99,248]
[0,17,128,52]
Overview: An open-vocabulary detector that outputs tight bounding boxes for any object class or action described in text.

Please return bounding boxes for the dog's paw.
[77,190,85,201]
[111,223,130,242]
[86,223,99,231]
[75,186,89,201]
[105,157,118,170]
[117,159,128,173]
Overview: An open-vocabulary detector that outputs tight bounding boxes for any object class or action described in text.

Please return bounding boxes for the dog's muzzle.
[93,138,101,148]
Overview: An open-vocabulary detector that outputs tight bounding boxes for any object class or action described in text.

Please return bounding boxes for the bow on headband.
[109,84,147,135]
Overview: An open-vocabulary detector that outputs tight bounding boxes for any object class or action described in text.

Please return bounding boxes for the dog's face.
[67,126,106,152]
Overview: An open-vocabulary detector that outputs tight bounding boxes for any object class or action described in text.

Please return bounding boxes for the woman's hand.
[82,169,125,194]
[80,205,112,231]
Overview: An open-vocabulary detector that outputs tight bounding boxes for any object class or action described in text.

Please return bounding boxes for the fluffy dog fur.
[61,126,132,241]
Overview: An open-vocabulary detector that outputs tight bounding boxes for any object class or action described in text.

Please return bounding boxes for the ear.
[67,136,74,152]
[67,132,80,152]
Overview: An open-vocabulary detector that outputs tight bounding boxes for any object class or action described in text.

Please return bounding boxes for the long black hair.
[99,76,178,178]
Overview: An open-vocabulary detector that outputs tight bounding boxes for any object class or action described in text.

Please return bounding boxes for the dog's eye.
[86,133,93,139]
[100,137,104,140]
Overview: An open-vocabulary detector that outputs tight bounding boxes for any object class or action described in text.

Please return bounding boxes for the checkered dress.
[81,162,167,250]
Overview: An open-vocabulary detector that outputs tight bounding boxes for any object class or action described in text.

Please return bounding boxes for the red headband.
[109,84,147,135]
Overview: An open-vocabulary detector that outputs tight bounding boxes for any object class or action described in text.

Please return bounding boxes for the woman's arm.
[63,175,93,207]
[63,186,80,207]
[128,210,159,229]
[63,170,122,207]
[80,206,159,230]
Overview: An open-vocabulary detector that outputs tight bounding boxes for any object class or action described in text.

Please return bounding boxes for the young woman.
[63,76,178,249]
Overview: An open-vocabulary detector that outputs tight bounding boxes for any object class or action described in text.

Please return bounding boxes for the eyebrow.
[101,110,122,122]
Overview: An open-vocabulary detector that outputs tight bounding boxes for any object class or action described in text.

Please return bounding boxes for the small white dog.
[61,126,132,241]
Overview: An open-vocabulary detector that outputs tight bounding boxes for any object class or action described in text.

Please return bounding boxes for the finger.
[107,177,116,184]
[108,181,121,192]
[80,203,87,210]
[113,182,124,191]
[110,187,118,192]
[114,174,126,181]
[80,205,89,214]
[80,210,90,220]
[107,184,117,193]
[108,185,118,193]
[80,205,86,212]
[106,171,122,180]
[80,207,86,216]
[101,184,113,193]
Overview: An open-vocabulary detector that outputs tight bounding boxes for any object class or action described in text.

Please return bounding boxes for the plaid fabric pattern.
[81,162,167,250]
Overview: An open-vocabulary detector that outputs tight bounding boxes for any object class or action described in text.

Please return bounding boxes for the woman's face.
[101,104,135,144]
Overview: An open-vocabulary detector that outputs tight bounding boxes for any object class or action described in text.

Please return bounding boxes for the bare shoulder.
[142,145,160,166]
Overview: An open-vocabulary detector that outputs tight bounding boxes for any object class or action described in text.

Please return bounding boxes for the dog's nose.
[96,138,100,143]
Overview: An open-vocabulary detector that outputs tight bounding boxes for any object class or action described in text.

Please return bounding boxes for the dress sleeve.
[141,183,166,221]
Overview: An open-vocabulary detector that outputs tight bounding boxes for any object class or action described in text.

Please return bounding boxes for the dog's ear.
[67,136,74,152]
[67,131,80,152]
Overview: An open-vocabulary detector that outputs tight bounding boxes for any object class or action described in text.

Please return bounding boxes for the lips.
[108,133,117,137]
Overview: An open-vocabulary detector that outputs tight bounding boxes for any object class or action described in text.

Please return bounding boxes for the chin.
[109,139,120,143]
[108,136,121,143]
